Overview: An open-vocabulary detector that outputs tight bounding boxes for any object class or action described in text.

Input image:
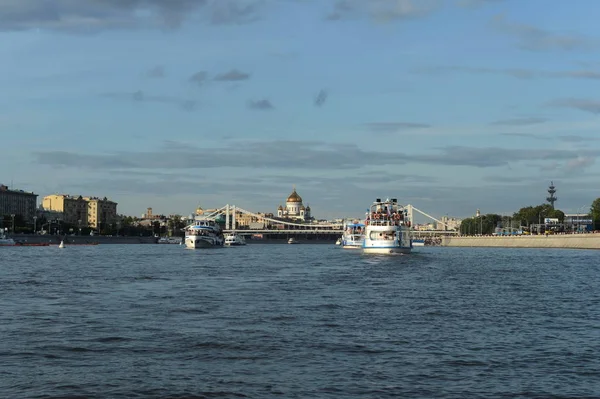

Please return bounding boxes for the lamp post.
[33,216,37,234]
[78,219,82,236]
[11,214,15,235]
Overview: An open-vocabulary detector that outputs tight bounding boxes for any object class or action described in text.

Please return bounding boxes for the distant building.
[83,197,118,229]
[43,194,118,229]
[0,184,38,221]
[43,194,88,225]
[277,187,312,221]
[436,216,462,231]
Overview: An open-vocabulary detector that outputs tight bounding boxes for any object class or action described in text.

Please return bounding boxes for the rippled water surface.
[1,244,600,398]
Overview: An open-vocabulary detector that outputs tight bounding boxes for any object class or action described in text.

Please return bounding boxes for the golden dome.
[195,206,204,215]
[286,188,302,203]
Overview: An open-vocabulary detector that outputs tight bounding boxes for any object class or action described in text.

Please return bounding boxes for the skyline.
[3,0,600,219]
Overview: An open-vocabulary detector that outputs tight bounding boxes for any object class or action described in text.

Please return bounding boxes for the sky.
[2,0,600,221]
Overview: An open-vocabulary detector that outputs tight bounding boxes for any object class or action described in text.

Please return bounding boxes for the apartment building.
[0,184,38,221]
[83,197,118,229]
[42,194,88,225]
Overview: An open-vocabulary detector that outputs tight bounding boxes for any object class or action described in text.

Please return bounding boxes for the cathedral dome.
[287,188,302,203]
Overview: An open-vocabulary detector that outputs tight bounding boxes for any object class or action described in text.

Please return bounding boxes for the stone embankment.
[441,233,600,250]
[12,234,158,245]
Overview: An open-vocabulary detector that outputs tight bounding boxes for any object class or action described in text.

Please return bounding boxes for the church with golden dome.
[277,187,311,221]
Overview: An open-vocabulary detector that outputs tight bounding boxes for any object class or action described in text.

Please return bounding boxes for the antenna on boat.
[375,198,381,203]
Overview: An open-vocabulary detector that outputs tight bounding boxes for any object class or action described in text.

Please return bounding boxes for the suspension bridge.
[196,204,459,241]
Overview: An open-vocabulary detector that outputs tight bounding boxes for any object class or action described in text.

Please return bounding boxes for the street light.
[78,219,82,235]
[33,216,37,234]
[11,214,15,235]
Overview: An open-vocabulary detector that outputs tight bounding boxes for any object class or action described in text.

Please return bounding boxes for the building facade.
[43,195,88,225]
[0,184,38,221]
[42,194,118,229]
[84,197,118,229]
[277,187,311,221]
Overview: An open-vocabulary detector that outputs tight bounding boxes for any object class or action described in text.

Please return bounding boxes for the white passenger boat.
[341,220,365,249]
[0,234,16,246]
[184,219,224,249]
[363,197,412,255]
[224,232,246,246]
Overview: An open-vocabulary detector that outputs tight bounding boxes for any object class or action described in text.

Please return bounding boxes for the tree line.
[459,199,600,235]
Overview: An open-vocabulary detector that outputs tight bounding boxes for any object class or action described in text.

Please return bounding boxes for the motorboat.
[412,238,425,247]
[184,219,224,249]
[363,197,412,255]
[0,234,16,246]
[58,240,65,248]
[335,237,342,246]
[341,220,365,249]
[224,232,246,246]
[288,237,298,244]
[158,237,183,244]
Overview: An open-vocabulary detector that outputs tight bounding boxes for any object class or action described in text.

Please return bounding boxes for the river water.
[1,244,599,398]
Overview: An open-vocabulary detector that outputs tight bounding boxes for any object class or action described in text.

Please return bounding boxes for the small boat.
[224,232,246,246]
[0,234,16,246]
[335,237,342,246]
[157,237,183,244]
[58,240,65,248]
[363,197,412,255]
[288,237,298,244]
[341,220,365,249]
[184,219,224,249]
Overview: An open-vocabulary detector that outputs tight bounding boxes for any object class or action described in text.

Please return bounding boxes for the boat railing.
[366,218,410,227]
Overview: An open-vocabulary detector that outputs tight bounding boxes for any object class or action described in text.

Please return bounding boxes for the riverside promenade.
[441,233,600,250]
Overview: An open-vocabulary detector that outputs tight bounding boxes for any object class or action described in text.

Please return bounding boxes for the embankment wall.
[441,234,600,250]
[13,235,158,245]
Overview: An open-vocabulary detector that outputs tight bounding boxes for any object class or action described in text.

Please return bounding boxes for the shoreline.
[441,233,600,250]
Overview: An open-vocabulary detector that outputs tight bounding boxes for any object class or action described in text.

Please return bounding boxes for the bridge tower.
[546,181,557,209]
[225,204,230,230]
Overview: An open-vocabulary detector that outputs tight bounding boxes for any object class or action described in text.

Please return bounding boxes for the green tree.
[591,198,600,230]
[459,214,502,235]
[513,204,565,227]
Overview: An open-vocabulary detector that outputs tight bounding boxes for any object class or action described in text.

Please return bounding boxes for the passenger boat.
[224,232,246,246]
[363,197,412,255]
[335,237,342,246]
[184,219,224,249]
[288,237,298,244]
[341,220,365,249]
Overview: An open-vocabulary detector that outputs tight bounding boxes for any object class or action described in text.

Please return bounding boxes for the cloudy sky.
[2,0,600,220]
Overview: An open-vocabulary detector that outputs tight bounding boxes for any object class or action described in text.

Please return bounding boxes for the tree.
[513,204,565,227]
[459,214,502,235]
[591,198,600,230]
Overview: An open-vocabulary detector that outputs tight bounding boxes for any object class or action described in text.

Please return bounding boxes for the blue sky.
[2,0,600,221]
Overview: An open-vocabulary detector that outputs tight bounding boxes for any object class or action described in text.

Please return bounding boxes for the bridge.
[196,204,459,240]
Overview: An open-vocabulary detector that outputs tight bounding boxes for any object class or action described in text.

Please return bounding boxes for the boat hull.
[224,241,245,246]
[185,235,222,249]
[363,246,411,255]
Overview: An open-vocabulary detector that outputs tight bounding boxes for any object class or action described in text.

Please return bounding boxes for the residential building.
[84,196,118,229]
[42,194,88,225]
[0,184,38,221]
[436,216,462,231]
